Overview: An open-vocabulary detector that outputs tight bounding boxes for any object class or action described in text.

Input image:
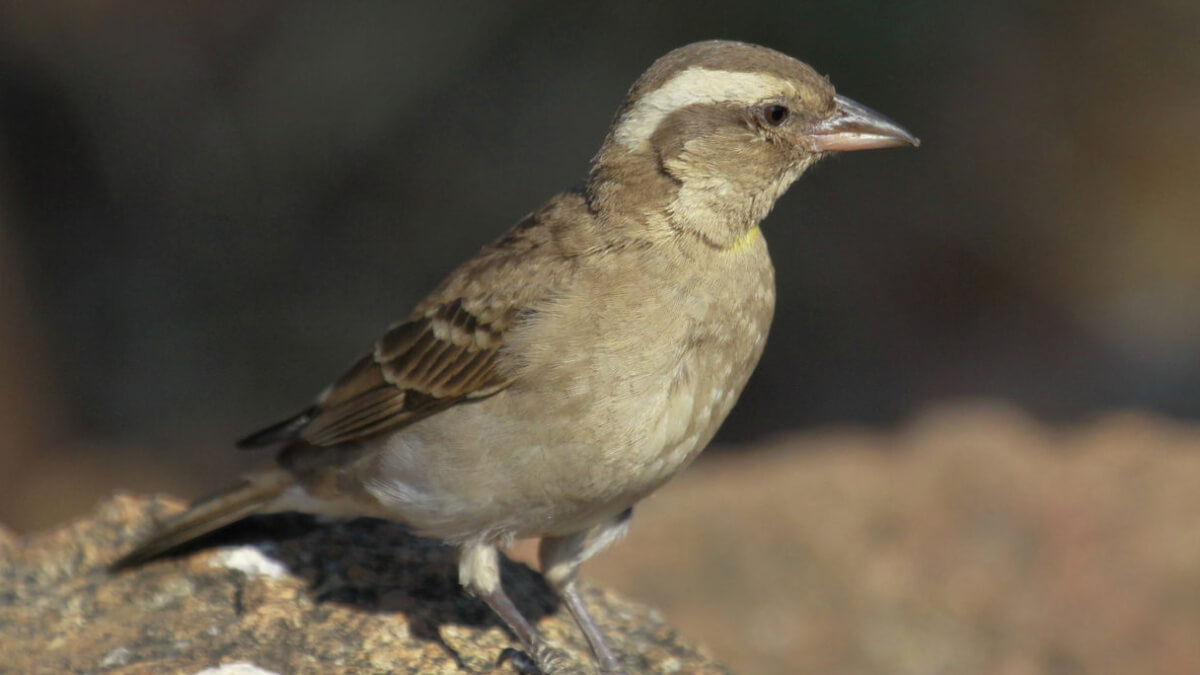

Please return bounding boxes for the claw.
[498,647,542,674]
[496,643,584,675]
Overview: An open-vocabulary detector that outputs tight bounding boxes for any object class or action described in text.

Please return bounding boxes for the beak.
[806,94,920,152]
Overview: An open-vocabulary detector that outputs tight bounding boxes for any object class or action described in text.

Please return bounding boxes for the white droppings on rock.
[208,545,287,578]
[193,662,281,675]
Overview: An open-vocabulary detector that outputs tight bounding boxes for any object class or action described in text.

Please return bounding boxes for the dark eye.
[761,104,790,127]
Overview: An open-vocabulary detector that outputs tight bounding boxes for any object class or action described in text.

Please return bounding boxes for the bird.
[112,39,918,674]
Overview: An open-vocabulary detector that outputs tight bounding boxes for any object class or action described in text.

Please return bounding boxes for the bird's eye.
[761,104,790,127]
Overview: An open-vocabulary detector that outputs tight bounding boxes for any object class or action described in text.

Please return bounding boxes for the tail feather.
[110,469,295,571]
[236,407,316,449]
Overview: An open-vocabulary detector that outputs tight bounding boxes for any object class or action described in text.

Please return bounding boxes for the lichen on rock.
[0,494,730,674]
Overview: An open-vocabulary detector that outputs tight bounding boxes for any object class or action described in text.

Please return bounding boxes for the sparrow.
[112,40,917,674]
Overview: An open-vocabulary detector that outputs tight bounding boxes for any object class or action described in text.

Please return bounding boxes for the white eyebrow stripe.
[613,67,794,148]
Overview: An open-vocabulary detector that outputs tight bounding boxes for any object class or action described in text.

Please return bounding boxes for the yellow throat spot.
[728,225,762,253]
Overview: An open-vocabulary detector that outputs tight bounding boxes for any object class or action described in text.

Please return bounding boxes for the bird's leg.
[539,508,633,674]
[459,542,571,674]
[482,582,536,648]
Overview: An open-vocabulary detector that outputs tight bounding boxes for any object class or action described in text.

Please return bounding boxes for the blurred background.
[2,2,1199,673]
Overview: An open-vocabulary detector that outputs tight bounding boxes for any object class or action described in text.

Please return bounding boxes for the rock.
[586,404,1200,674]
[0,494,730,674]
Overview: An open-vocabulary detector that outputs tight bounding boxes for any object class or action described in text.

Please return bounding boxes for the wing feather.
[238,188,595,450]
[294,304,510,447]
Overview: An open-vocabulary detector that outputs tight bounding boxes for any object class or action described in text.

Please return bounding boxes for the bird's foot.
[498,647,540,674]
[497,642,584,674]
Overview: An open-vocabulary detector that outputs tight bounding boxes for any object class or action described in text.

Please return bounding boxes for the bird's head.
[589,40,918,248]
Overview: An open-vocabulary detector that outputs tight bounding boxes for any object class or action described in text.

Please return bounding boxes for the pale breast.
[634,243,776,489]
[360,231,776,541]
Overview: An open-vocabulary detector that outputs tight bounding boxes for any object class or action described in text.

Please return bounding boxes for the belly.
[358,326,767,542]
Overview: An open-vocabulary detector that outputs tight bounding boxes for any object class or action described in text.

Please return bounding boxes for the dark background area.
[1,1,1197,542]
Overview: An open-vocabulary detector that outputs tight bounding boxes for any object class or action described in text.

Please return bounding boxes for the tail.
[110,469,295,571]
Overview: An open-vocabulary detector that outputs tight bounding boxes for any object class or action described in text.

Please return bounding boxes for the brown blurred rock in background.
[580,405,1200,674]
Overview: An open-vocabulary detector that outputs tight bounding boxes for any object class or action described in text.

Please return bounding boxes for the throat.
[673,218,762,252]
[728,224,762,253]
[666,173,774,249]
[586,153,771,249]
